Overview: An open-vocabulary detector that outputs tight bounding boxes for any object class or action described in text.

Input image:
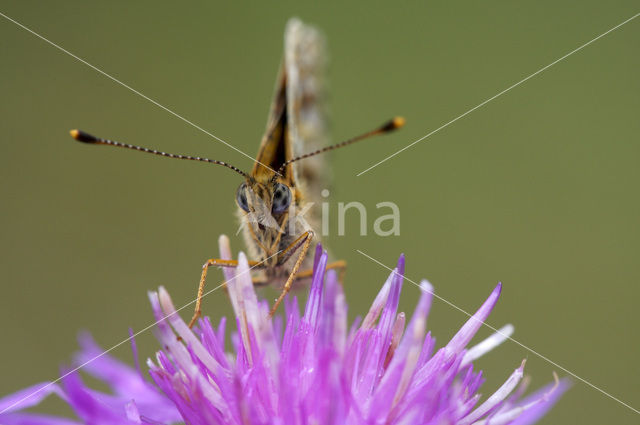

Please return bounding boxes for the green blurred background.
[1,1,638,423]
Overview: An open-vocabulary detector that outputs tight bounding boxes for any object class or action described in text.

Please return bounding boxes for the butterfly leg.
[188,258,263,328]
[252,276,270,287]
[290,260,347,280]
[269,230,314,317]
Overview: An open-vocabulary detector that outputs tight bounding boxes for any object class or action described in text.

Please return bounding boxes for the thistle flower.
[1,236,567,424]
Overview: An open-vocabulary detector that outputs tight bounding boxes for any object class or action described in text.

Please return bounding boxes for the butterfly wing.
[284,18,330,199]
[251,18,329,195]
[251,63,291,183]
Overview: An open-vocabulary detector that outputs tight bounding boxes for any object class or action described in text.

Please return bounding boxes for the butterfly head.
[236,177,294,263]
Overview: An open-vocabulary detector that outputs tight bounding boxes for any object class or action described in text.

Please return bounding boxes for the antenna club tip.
[70,129,99,143]
[381,116,406,133]
[392,116,406,129]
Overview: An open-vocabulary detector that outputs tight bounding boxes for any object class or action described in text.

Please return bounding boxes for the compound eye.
[272,183,291,214]
[236,182,250,212]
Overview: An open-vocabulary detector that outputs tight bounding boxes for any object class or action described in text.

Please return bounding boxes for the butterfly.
[70,18,404,326]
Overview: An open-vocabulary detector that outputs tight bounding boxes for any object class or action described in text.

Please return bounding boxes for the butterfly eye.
[236,183,250,212]
[272,183,291,214]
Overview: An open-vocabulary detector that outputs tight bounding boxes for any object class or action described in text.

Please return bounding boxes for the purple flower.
[1,235,567,424]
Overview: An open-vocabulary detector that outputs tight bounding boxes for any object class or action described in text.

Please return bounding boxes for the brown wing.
[251,18,329,193]
[284,18,329,199]
[251,64,296,186]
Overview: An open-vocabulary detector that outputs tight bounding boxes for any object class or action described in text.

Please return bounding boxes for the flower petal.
[459,359,526,424]
[0,382,65,414]
[461,324,514,368]
[447,282,502,354]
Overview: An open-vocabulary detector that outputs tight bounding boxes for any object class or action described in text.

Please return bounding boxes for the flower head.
[1,235,567,424]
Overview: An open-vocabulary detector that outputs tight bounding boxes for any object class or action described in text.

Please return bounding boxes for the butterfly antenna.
[273,116,405,179]
[70,129,249,178]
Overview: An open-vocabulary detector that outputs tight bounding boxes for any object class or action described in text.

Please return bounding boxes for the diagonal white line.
[0,11,279,175]
[0,250,281,415]
[356,12,640,177]
[356,249,640,415]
